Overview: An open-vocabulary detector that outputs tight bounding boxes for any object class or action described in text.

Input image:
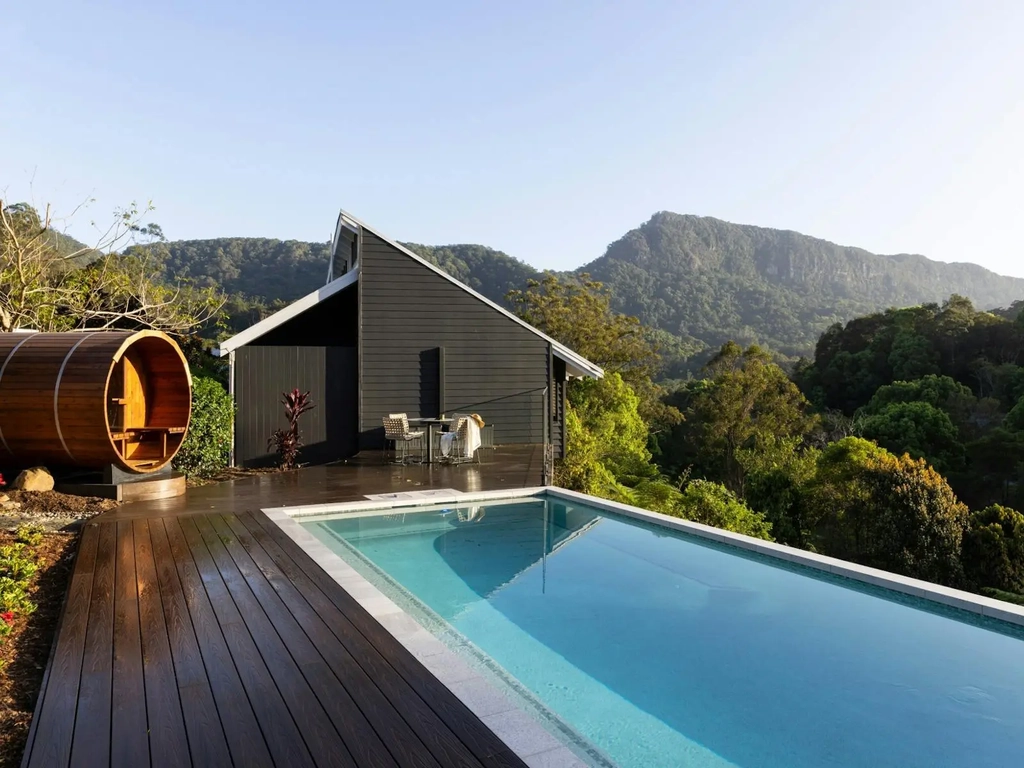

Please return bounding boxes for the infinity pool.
[304,495,1024,767]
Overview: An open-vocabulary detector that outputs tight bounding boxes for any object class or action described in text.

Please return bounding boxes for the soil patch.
[0,490,117,532]
[0,531,78,768]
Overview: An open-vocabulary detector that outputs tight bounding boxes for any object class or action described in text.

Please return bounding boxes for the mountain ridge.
[580,212,1024,357]
[135,212,1024,362]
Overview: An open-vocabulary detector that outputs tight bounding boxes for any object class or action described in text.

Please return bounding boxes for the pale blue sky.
[2,1,1023,276]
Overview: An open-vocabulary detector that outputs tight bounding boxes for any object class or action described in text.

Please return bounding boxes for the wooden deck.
[22,447,545,767]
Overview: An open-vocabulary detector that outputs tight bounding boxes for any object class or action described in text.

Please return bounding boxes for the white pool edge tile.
[265,507,590,765]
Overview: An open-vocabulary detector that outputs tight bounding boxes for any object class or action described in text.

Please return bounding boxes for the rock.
[11,467,55,492]
[1,500,21,510]
[0,493,7,504]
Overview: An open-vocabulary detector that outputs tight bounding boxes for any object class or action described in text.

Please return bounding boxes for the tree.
[858,452,969,586]
[1007,396,1024,432]
[859,375,974,421]
[1,200,222,334]
[674,480,773,540]
[935,294,977,371]
[860,401,966,473]
[964,428,1024,509]
[806,437,892,559]
[559,407,634,502]
[887,329,939,381]
[806,438,969,586]
[684,343,818,492]
[962,505,1024,595]
[558,373,657,498]
[507,274,681,431]
[737,436,819,547]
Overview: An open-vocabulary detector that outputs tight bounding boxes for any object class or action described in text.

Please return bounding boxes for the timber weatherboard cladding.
[234,345,357,466]
[359,232,551,449]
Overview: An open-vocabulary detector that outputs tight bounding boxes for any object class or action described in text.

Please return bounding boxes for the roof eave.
[213,267,359,356]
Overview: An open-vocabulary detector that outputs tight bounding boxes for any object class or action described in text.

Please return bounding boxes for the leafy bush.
[860,401,966,473]
[962,505,1024,594]
[15,524,45,547]
[174,376,234,478]
[1007,397,1024,433]
[676,480,774,541]
[0,576,34,614]
[268,389,315,470]
[806,439,969,586]
[0,544,38,581]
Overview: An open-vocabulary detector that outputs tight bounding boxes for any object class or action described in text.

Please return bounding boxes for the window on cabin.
[329,227,359,282]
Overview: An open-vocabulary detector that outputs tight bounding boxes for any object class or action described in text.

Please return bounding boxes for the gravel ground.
[0,490,117,532]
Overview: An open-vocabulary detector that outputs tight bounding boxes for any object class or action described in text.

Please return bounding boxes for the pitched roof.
[215,209,604,379]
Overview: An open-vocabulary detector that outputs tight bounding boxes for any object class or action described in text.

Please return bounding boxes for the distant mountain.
[139,214,1024,364]
[580,213,1024,358]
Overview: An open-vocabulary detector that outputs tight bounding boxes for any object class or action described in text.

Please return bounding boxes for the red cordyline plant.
[268,389,315,470]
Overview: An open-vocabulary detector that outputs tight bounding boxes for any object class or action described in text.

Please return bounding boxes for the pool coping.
[262,483,1024,767]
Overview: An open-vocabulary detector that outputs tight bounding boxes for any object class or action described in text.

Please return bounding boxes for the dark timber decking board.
[22,447,541,767]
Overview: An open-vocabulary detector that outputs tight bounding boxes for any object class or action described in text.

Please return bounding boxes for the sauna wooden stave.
[0,331,192,473]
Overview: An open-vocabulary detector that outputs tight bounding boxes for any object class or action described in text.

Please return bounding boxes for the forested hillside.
[133,238,536,307]
[133,213,1024,364]
[582,212,1024,359]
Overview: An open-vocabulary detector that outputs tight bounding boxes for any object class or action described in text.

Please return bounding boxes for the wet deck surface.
[22,447,543,767]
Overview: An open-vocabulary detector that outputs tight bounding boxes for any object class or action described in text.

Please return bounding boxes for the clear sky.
[2,1,1023,276]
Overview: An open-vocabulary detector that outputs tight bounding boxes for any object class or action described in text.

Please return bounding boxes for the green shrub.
[15,524,45,547]
[174,376,234,478]
[0,544,38,581]
[676,480,774,541]
[963,505,1024,594]
[0,576,34,614]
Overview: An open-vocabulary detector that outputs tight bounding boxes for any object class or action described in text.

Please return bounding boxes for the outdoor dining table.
[406,416,452,464]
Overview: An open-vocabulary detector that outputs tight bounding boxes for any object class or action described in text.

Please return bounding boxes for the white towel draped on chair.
[464,418,482,456]
[440,416,482,459]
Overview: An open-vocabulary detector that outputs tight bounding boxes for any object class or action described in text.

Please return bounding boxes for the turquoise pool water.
[304,496,1024,768]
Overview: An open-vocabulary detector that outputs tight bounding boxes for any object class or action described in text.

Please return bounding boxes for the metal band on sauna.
[54,333,98,462]
[0,333,38,456]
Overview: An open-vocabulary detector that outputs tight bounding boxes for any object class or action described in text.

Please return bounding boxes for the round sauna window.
[105,332,192,472]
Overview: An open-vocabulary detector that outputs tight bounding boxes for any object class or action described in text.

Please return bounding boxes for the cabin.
[214,209,602,468]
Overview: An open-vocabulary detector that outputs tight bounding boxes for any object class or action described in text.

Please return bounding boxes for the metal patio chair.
[382,414,425,465]
[440,414,481,466]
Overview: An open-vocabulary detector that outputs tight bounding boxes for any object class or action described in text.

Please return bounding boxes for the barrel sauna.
[0,330,191,473]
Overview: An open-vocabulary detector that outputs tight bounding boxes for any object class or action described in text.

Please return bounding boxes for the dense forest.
[515,276,1024,607]
[133,213,1024,369]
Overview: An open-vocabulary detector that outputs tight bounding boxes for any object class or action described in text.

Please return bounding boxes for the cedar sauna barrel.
[0,330,191,473]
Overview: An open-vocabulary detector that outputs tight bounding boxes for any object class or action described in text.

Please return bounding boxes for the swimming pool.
[299,491,1024,768]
